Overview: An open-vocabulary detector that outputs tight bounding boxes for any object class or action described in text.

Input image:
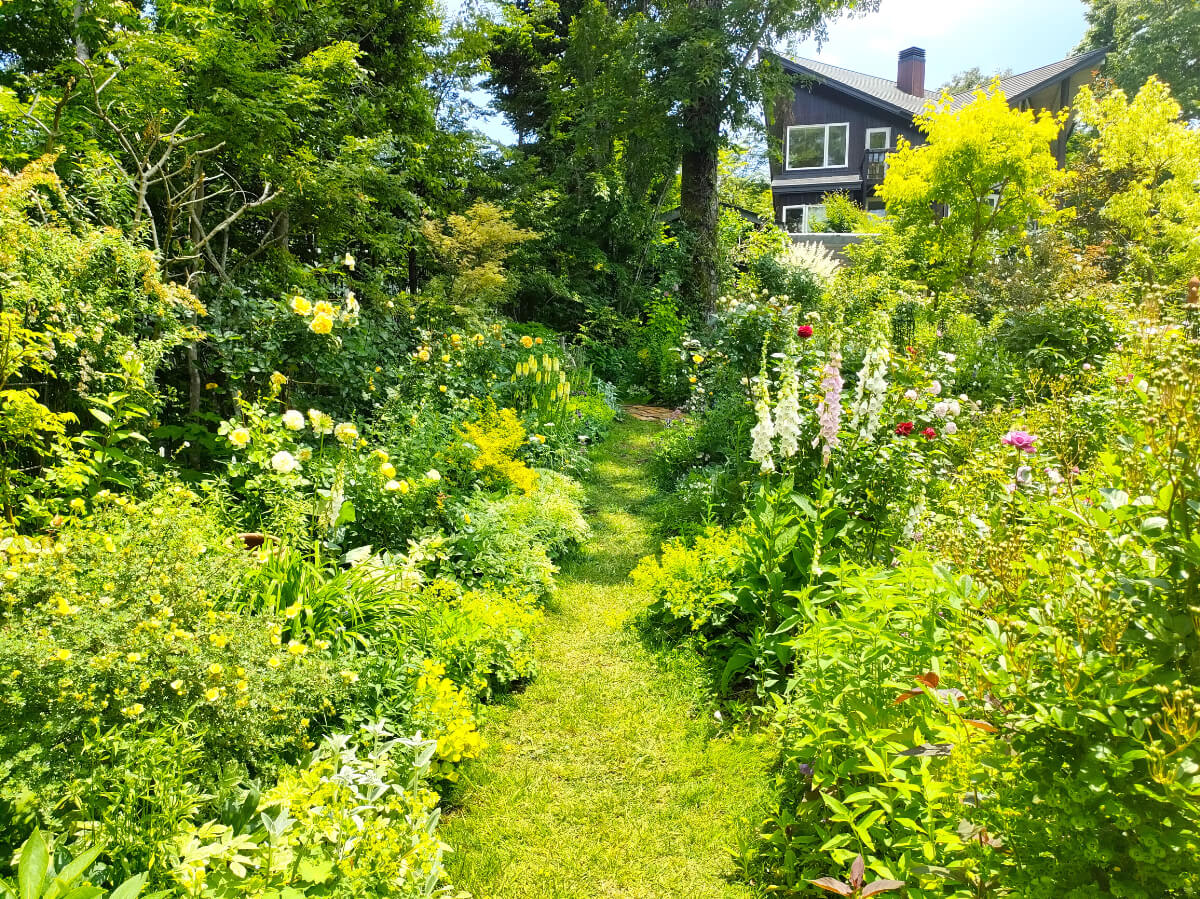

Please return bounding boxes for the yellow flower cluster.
[288,292,355,335]
[414,659,485,777]
[458,406,537,494]
[512,352,572,422]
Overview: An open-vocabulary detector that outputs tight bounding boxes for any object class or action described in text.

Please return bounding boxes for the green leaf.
[43,847,103,899]
[88,409,112,427]
[18,831,49,899]
[106,874,146,899]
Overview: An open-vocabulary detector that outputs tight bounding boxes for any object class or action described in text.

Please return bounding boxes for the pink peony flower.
[797,324,814,339]
[1002,430,1037,453]
[922,427,937,440]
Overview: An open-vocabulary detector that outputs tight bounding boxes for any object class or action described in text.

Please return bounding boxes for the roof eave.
[1001,48,1110,106]
[766,51,922,120]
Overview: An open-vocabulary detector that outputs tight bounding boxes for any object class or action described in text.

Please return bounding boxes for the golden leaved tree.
[419,202,536,322]
[877,85,1066,293]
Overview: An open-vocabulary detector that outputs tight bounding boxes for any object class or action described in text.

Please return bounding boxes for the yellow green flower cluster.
[414,659,485,779]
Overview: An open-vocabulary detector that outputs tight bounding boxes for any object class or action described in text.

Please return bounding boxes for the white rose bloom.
[384,479,402,492]
[928,380,942,396]
[948,399,961,417]
[944,421,958,435]
[425,469,441,481]
[271,450,300,474]
[282,410,305,431]
[904,389,918,402]
[933,401,950,418]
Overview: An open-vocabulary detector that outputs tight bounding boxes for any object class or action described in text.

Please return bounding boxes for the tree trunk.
[680,137,720,315]
[72,0,90,63]
[679,0,722,316]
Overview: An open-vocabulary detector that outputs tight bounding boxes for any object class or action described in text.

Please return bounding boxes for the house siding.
[770,79,921,225]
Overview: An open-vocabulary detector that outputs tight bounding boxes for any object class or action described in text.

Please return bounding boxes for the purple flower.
[797,762,814,779]
[1001,430,1037,453]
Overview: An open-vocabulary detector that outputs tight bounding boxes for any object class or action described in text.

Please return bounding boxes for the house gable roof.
[769,47,1108,118]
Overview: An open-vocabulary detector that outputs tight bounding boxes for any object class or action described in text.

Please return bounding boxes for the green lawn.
[441,418,772,899]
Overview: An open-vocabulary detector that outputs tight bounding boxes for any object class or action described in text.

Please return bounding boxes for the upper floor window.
[786,123,849,170]
[866,127,891,150]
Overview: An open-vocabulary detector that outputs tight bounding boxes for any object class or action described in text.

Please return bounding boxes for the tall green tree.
[938,66,1012,94]
[655,0,875,312]
[1079,0,1200,121]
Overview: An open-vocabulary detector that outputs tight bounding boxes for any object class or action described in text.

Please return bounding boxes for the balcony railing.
[861,148,896,184]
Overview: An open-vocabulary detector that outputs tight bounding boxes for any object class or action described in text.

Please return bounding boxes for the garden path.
[441,418,771,899]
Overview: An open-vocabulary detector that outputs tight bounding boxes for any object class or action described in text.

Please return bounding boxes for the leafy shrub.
[407,580,542,699]
[450,403,537,495]
[629,295,691,405]
[813,191,875,234]
[633,526,745,635]
[173,725,448,898]
[994,293,1123,378]
[0,489,353,865]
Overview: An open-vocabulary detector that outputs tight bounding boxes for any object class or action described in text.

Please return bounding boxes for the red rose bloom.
[797,324,814,339]
[922,427,937,440]
[895,421,915,436]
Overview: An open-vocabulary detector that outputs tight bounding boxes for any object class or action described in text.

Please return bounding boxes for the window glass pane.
[787,126,825,168]
[781,207,806,233]
[827,124,848,166]
[807,205,827,231]
[867,129,888,150]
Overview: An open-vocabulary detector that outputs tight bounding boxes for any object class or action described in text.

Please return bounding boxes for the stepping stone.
[623,404,685,423]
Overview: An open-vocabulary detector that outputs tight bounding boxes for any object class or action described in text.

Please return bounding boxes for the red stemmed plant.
[810,855,904,896]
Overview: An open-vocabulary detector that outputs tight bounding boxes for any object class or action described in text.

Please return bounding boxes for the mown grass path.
[442,419,771,899]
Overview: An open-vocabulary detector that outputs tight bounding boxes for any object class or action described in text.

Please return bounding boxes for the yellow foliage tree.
[877,85,1065,292]
[419,202,536,321]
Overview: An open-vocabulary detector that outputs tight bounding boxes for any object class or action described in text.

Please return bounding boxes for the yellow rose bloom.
[309,313,334,335]
[290,294,312,315]
[381,462,396,478]
[521,335,534,348]
[313,300,336,317]
[229,427,251,448]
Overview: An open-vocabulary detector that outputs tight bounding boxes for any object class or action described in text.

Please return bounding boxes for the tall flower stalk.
[849,313,891,440]
[813,350,844,466]
[775,347,802,459]
[750,363,776,473]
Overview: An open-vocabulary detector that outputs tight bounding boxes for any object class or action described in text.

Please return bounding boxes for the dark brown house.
[766,46,1108,233]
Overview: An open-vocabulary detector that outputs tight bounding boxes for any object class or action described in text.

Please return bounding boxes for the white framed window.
[865,195,887,217]
[785,123,850,170]
[781,204,827,234]
[865,127,891,150]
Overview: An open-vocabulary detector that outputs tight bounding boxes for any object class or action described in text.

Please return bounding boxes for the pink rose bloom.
[1002,430,1037,453]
